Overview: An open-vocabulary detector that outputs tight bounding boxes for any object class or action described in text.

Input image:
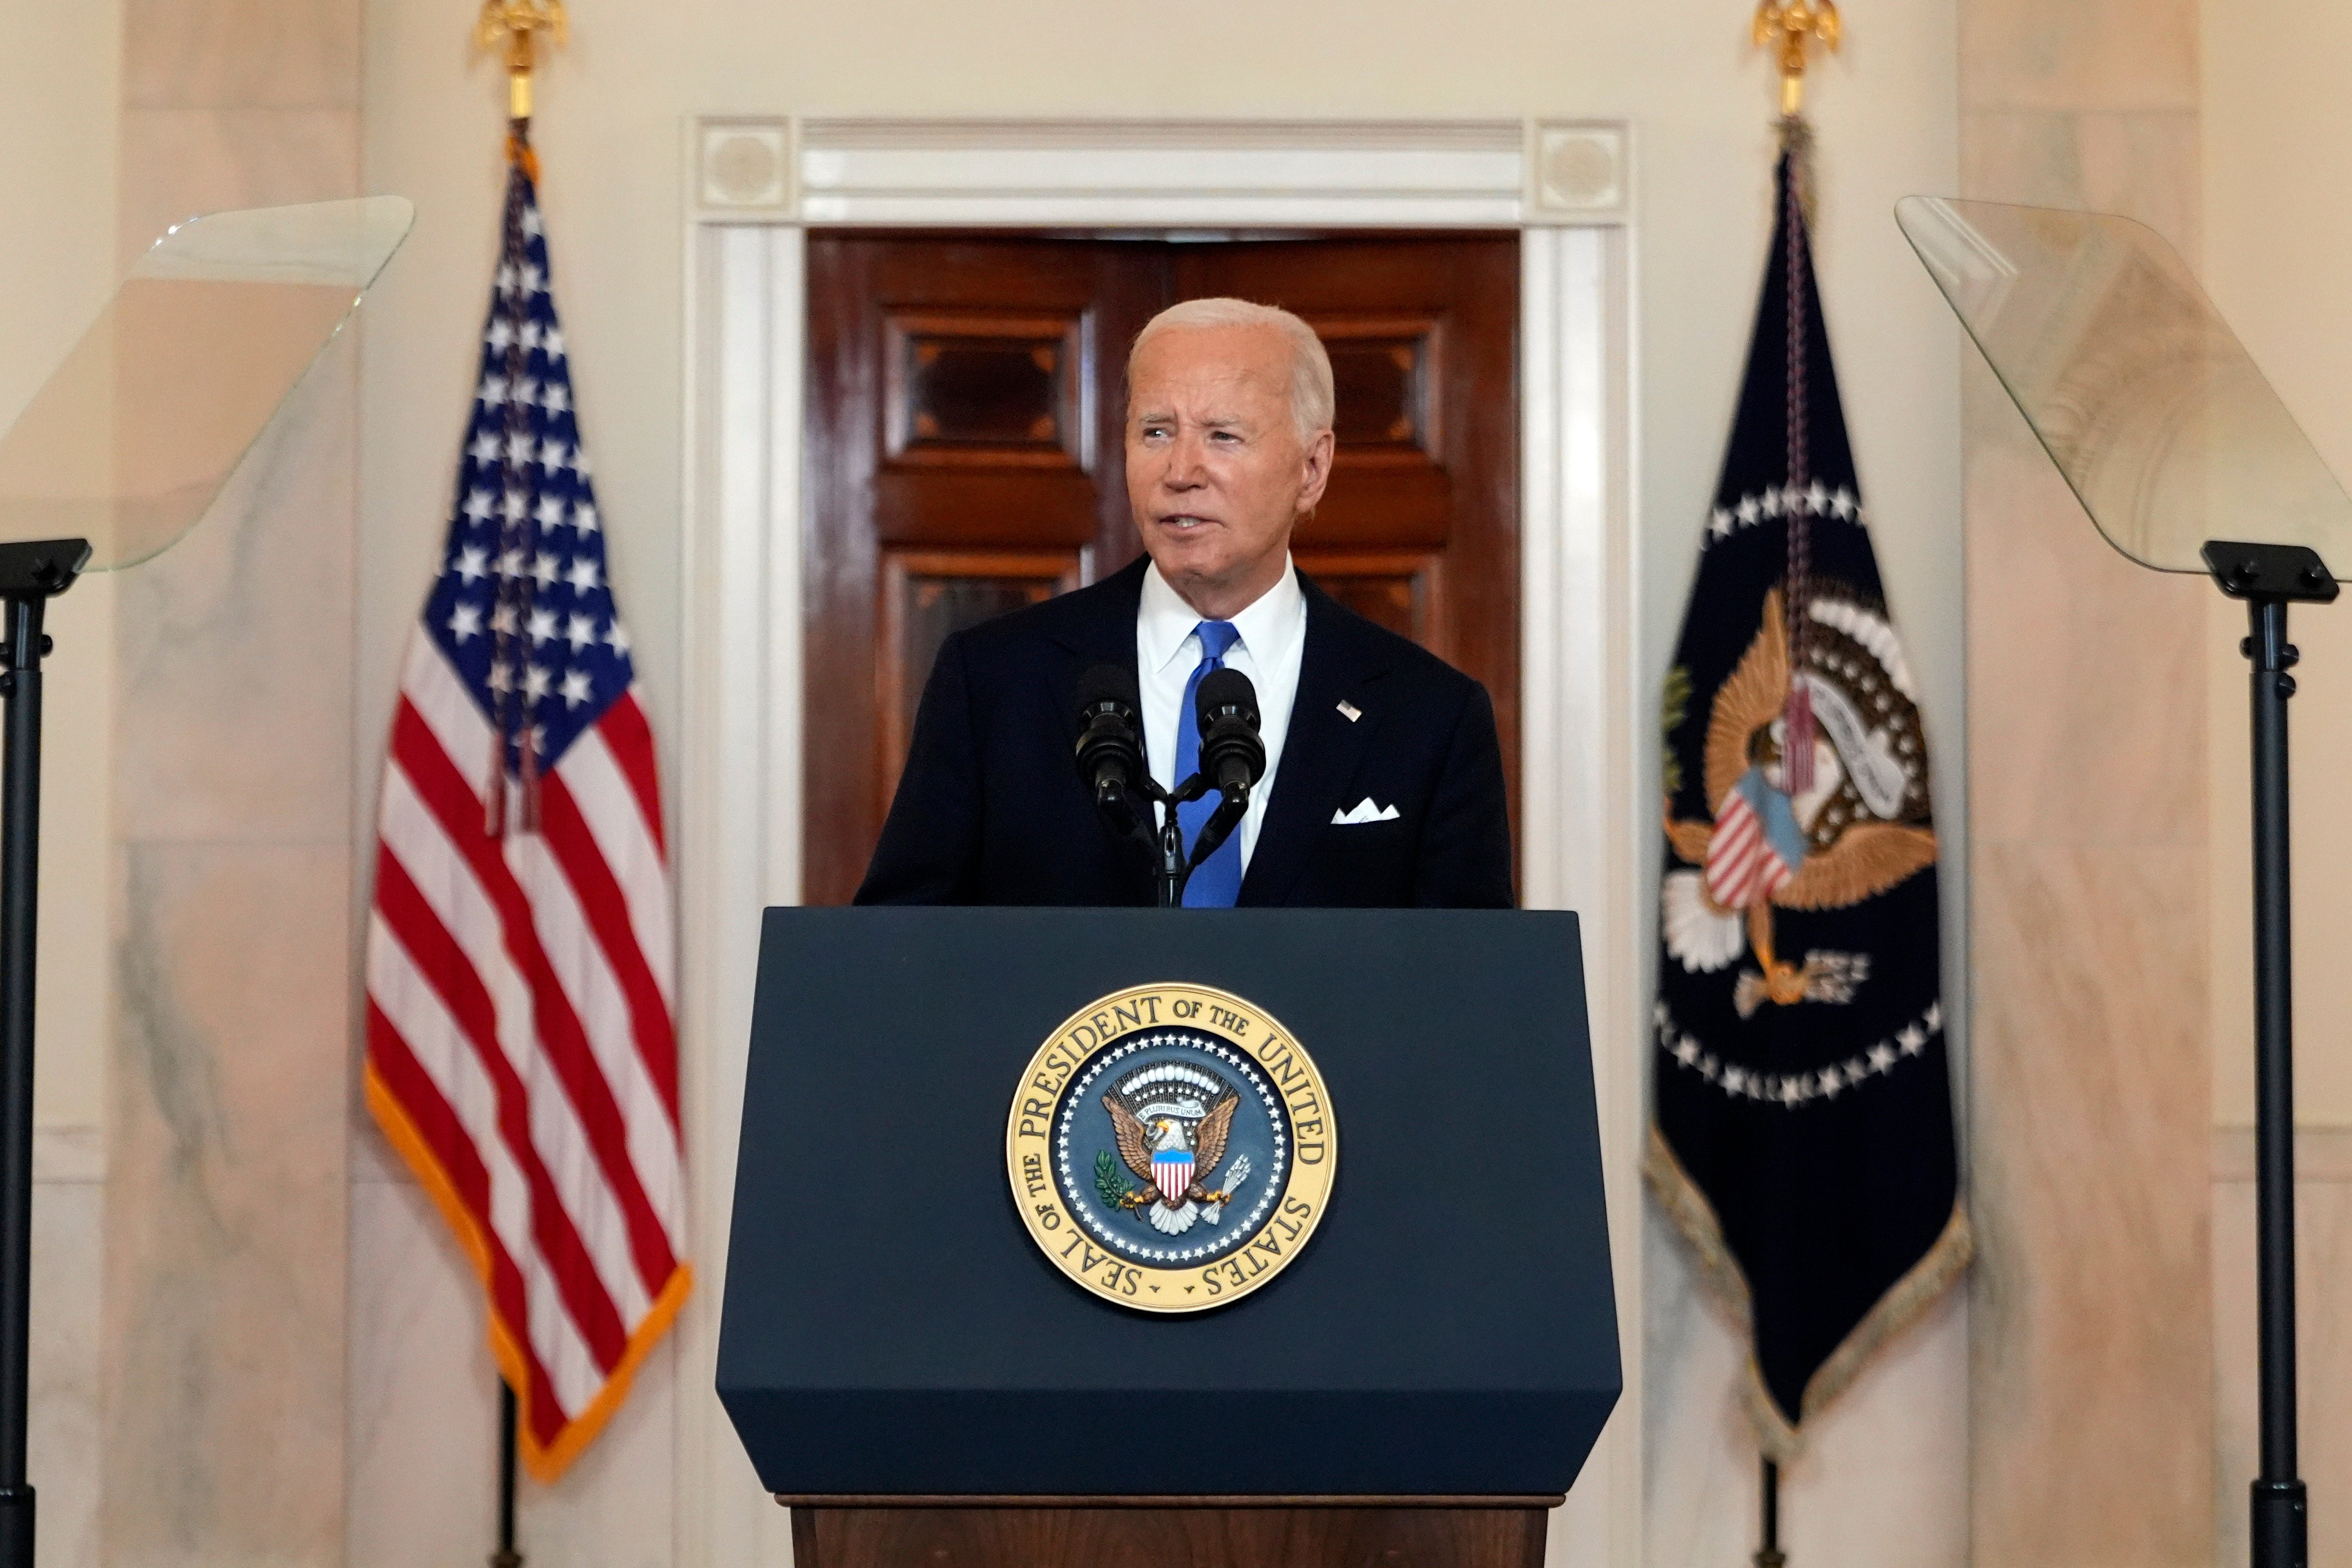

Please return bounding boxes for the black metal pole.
[0,591,45,1568]
[1754,1456,1785,1568]
[491,1380,522,1568]
[2247,594,2309,1568]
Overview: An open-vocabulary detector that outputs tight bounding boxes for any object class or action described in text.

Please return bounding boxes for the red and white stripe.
[365,634,687,1481]
[1705,787,1792,911]
[1154,1155,1193,1205]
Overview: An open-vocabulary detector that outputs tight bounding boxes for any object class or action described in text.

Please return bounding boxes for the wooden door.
[803,234,1518,905]
[1176,239,1520,829]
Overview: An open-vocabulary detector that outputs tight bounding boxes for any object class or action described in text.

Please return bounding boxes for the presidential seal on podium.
[1006,983,1336,1312]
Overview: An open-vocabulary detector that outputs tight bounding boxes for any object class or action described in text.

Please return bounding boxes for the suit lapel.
[1239,577,1389,906]
[1048,557,1149,753]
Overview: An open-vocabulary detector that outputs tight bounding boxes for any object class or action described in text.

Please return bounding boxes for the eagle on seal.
[1103,1084,1244,1237]
[1662,585,1937,1015]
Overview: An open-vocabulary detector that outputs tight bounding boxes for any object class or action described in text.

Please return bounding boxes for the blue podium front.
[717,907,1619,1499]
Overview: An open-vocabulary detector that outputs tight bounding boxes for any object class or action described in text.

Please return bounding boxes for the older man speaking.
[855,297,1513,908]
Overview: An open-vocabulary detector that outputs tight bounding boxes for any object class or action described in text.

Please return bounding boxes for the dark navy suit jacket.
[854,557,1514,908]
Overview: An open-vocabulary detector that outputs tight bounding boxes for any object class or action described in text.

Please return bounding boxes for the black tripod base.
[2254,1479,2307,1568]
[0,1481,35,1568]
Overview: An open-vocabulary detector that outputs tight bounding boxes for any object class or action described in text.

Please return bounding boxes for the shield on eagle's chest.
[1152,1149,1193,1204]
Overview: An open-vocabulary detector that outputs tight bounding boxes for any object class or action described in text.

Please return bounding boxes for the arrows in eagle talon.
[1201,1153,1253,1223]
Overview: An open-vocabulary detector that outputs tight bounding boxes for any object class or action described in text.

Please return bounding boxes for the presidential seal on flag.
[1007,984,1335,1312]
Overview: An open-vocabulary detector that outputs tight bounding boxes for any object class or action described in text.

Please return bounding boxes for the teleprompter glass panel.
[1896,195,2352,577]
[0,197,413,571]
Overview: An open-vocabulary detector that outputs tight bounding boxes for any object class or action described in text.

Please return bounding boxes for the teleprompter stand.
[1897,192,2352,1568]
[2205,540,2334,1568]
[0,539,89,1568]
[718,907,1620,1568]
[0,193,410,1568]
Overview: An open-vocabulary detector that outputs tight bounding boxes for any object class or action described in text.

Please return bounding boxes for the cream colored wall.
[2202,0,2352,1129]
[358,0,1965,848]
[0,0,121,1134]
[357,1,1963,1562]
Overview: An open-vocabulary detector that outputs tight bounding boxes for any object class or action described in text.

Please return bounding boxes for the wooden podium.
[719,909,1618,1568]
[781,1495,1560,1568]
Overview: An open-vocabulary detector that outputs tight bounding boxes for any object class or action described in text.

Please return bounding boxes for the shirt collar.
[1139,555,1304,674]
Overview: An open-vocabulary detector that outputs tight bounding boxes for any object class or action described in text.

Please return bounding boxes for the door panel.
[882,311,1086,466]
[877,549,1084,798]
[804,234,1517,905]
[1291,548,1445,645]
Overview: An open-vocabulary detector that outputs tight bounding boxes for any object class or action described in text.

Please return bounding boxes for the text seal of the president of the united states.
[1007,983,1336,1312]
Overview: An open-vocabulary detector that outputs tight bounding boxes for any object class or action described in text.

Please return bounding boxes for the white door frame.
[673,116,1645,1567]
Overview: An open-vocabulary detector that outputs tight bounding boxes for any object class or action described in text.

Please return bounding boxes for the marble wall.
[104,0,362,1561]
[32,1135,103,1568]
[1959,0,2213,1563]
[345,1132,679,1568]
[2213,1132,2352,1568]
[1645,1230,1969,1568]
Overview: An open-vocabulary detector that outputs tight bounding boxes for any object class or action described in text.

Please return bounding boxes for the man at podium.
[856,297,1514,908]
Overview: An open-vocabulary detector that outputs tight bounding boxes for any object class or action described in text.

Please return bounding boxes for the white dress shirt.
[1136,557,1307,869]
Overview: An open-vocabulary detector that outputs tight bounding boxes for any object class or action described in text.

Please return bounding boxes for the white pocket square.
[1332,798,1400,825]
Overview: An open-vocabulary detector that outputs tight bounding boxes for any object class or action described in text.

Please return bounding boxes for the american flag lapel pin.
[1337,699,1361,722]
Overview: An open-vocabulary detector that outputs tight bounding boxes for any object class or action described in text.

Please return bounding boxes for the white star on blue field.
[424,172,634,772]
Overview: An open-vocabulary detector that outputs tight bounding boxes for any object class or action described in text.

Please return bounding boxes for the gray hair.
[1128,297,1335,443]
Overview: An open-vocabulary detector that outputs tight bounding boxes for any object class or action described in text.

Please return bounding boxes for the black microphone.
[1195,667,1266,800]
[1074,664,1146,838]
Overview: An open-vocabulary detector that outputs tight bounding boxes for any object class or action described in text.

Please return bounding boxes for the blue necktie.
[1176,620,1244,907]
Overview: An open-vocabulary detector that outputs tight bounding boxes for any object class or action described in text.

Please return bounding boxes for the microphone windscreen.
[1196,666,1259,727]
[1076,663,1141,718]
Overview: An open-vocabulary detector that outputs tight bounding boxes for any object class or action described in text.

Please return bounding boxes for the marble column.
[1958,1,2213,1564]
[104,0,361,1562]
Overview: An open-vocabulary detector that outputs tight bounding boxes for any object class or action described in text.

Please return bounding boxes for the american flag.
[363,142,689,1483]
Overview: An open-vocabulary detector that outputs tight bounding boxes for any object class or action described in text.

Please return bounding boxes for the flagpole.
[470,6,567,1565]
[1744,11,1840,1566]
[493,1381,521,1568]
[1754,1458,1786,1568]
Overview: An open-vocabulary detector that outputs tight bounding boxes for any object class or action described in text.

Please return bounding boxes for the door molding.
[676,117,1642,1568]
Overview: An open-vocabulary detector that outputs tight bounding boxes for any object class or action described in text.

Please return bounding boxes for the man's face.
[1125,324,1333,618]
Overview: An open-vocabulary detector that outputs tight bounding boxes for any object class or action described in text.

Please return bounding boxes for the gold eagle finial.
[475,0,569,122]
[1753,0,1841,117]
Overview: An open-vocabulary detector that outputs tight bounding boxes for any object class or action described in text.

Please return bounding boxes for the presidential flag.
[1648,142,1970,1456]
[363,134,689,1482]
